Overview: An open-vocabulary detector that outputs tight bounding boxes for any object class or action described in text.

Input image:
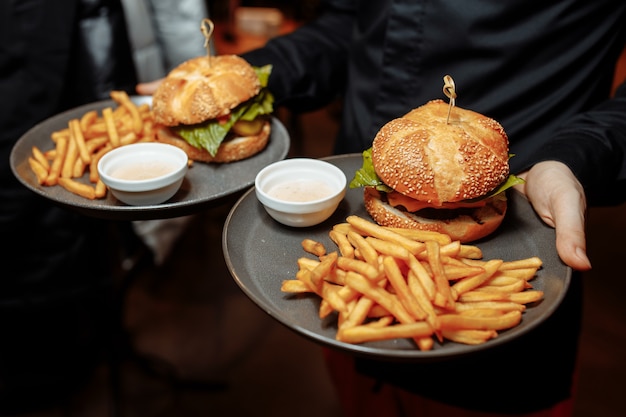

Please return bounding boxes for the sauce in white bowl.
[98,142,188,206]
[255,158,347,227]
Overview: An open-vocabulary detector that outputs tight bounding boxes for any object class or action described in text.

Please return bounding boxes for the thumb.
[551,190,591,271]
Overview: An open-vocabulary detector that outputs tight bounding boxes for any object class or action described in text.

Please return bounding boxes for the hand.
[135,79,163,96]
[515,161,591,271]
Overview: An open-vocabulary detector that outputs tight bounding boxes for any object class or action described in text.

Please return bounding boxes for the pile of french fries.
[281,215,544,349]
[27,91,158,200]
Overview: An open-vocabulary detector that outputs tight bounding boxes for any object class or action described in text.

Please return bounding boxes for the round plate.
[222,154,571,361]
[9,97,290,220]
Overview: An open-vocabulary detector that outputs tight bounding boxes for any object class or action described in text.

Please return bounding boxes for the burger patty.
[380,192,507,223]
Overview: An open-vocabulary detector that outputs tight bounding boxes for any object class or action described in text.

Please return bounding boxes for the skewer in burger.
[350,99,524,242]
[152,54,274,162]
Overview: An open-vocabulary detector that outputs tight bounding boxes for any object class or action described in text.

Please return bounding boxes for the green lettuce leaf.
[349,148,393,192]
[173,65,274,157]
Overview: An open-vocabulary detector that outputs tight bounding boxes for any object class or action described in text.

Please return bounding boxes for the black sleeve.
[525,82,626,206]
[241,1,355,113]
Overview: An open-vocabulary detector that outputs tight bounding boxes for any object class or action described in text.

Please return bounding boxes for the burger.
[350,99,524,242]
[152,54,274,162]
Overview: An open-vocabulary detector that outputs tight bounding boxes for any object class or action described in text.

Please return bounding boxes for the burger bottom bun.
[155,121,271,163]
[363,188,507,243]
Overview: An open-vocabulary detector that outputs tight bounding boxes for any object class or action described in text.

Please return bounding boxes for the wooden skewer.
[443,74,457,124]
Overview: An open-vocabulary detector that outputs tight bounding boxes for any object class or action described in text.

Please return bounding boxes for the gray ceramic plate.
[223,154,571,361]
[10,97,290,220]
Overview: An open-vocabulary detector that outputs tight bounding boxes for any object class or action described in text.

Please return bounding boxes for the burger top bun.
[372,99,510,206]
[152,55,261,127]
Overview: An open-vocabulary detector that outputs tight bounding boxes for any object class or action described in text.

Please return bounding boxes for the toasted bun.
[155,121,271,163]
[152,55,261,126]
[372,99,509,206]
[364,188,507,243]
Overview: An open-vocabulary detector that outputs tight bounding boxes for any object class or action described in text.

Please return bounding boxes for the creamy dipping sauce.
[110,161,177,180]
[267,179,334,202]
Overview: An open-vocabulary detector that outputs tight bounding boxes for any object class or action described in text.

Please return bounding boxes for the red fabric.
[324,348,575,417]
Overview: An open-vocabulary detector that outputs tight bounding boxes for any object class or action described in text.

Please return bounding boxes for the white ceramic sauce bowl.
[255,158,347,227]
[97,142,188,206]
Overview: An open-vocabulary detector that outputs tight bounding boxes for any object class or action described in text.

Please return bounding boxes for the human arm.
[241,0,356,112]
[523,82,626,205]
[516,81,626,271]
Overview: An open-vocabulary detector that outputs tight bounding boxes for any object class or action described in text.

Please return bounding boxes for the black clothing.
[0,0,137,411]
[242,0,626,413]
[243,0,626,205]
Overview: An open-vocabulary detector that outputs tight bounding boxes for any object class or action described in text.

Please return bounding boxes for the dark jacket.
[244,0,626,206]
[0,0,137,409]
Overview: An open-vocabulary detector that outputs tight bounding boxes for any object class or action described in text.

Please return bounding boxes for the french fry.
[451,259,502,299]
[407,253,436,301]
[341,296,376,329]
[337,256,380,281]
[57,177,96,200]
[365,236,410,260]
[297,257,320,271]
[507,290,544,304]
[51,129,70,143]
[438,310,522,331]
[320,283,348,317]
[281,279,311,293]
[309,251,338,291]
[476,279,527,294]
[80,110,98,132]
[119,132,138,146]
[407,270,440,336]
[45,136,67,186]
[102,107,120,148]
[459,244,483,259]
[499,257,543,270]
[95,179,107,199]
[31,146,50,171]
[72,156,88,178]
[84,122,107,139]
[454,301,526,313]
[386,227,452,245]
[347,230,379,266]
[441,329,497,345]
[329,229,355,258]
[61,129,78,178]
[85,136,109,153]
[425,240,455,309]
[346,215,424,254]
[28,157,48,185]
[111,90,143,134]
[302,238,326,257]
[344,271,415,325]
[70,118,90,164]
[383,256,426,321]
[337,321,432,344]
[494,268,539,281]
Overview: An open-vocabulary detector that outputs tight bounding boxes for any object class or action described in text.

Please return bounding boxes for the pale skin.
[516,161,592,271]
[137,81,592,272]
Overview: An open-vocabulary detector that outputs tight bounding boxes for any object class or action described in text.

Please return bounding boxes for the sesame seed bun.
[372,99,510,206]
[152,55,261,127]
